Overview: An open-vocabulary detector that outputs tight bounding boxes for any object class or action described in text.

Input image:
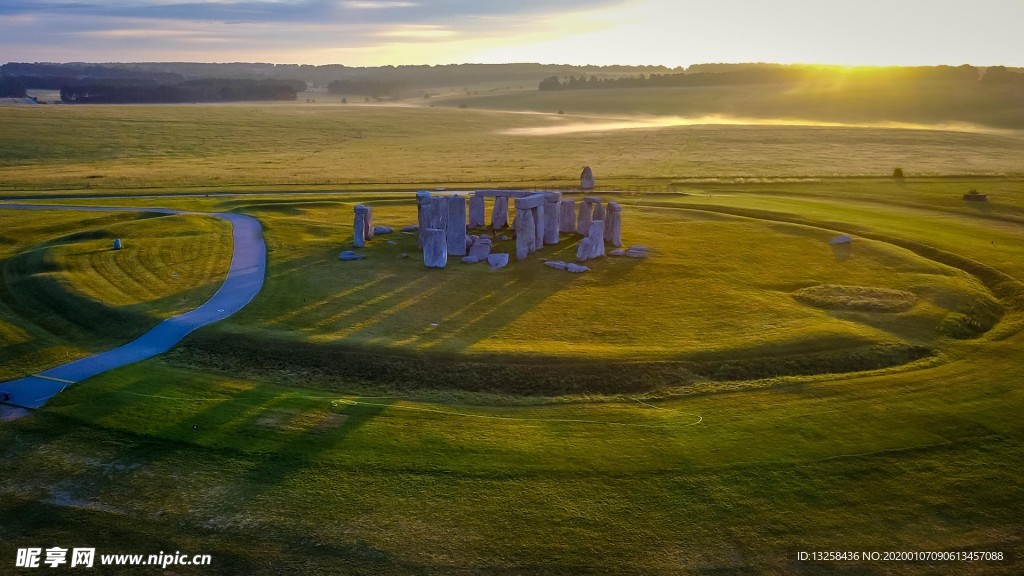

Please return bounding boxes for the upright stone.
[592,201,605,222]
[429,195,449,232]
[560,199,576,233]
[469,194,486,228]
[580,166,595,190]
[587,220,606,259]
[533,204,545,250]
[576,200,594,235]
[515,209,536,260]
[576,237,592,262]
[416,191,432,249]
[544,193,561,245]
[363,205,374,240]
[446,195,467,256]
[423,228,447,268]
[113,238,123,250]
[353,206,369,248]
[604,202,623,247]
[491,196,509,229]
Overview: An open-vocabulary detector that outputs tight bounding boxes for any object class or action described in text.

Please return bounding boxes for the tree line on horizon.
[1,61,682,96]
[57,78,306,104]
[3,61,1022,106]
[538,63,1024,91]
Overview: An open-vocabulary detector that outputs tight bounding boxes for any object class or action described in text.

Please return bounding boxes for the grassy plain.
[1,103,1024,194]
[435,82,1024,130]
[1,101,1023,574]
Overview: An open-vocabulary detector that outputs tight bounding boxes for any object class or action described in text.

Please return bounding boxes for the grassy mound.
[0,210,231,379]
[173,331,933,396]
[792,284,918,312]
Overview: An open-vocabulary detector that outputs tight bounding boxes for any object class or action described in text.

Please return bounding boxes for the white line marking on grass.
[33,374,77,384]
[631,397,704,426]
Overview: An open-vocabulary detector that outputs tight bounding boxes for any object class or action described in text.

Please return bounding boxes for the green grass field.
[0,210,231,379]
[1,101,1023,574]
[2,103,1023,194]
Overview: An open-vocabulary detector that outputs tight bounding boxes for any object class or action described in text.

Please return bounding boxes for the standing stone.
[353,207,368,248]
[515,209,536,260]
[363,206,374,240]
[580,166,595,190]
[446,195,467,257]
[416,191,432,249]
[113,238,122,250]
[355,205,374,242]
[429,195,449,248]
[587,220,605,259]
[576,237,592,262]
[604,202,622,247]
[423,228,447,268]
[533,204,545,250]
[491,196,509,229]
[544,193,561,245]
[592,201,605,222]
[469,194,486,228]
[576,200,594,235]
[559,199,576,234]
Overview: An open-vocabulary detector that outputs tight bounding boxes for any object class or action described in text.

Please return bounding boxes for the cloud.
[376,24,455,39]
[2,0,1022,67]
[342,1,417,8]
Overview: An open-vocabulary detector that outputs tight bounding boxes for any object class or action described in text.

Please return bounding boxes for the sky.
[1,0,1022,67]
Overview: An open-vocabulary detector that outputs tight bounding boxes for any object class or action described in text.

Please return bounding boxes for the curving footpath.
[0,204,266,409]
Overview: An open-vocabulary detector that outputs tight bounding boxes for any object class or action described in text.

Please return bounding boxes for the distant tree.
[341,97,347,104]
[0,76,27,97]
[893,167,904,178]
[538,76,561,91]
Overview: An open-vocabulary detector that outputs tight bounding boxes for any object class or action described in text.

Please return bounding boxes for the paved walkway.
[0,204,266,409]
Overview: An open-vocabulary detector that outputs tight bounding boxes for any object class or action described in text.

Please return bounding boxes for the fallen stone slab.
[566,263,590,273]
[338,251,365,261]
[544,260,568,270]
[488,253,509,270]
[373,225,393,235]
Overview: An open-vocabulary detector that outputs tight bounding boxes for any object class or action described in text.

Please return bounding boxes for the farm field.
[1,102,1023,574]
[1,103,1024,194]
